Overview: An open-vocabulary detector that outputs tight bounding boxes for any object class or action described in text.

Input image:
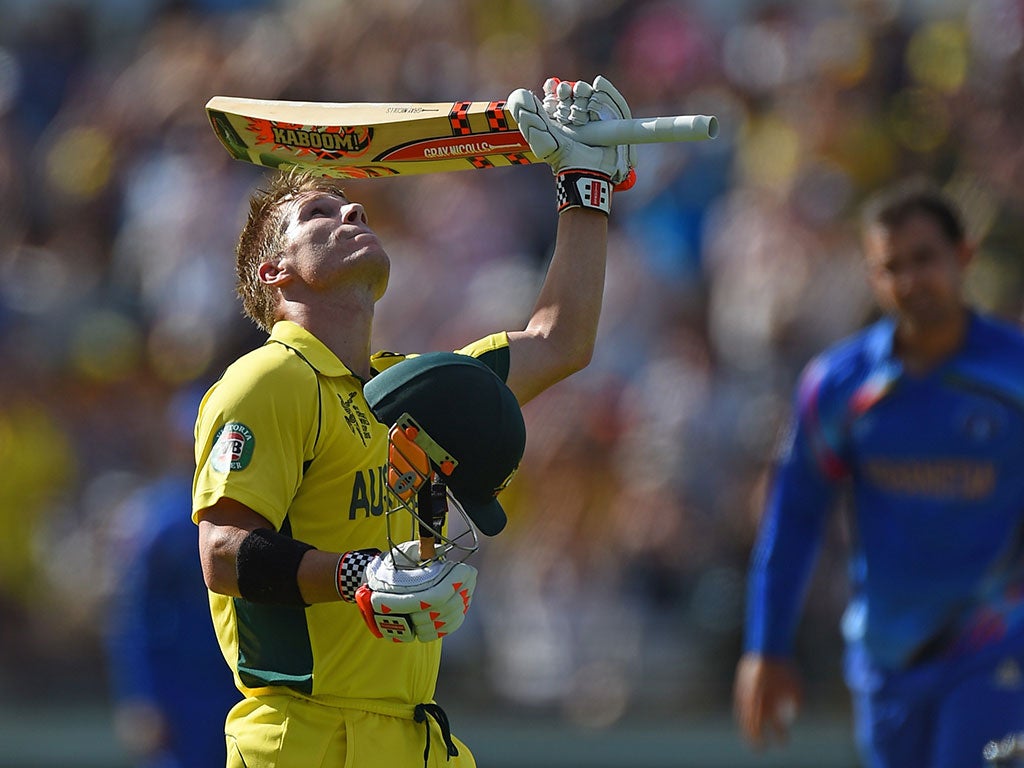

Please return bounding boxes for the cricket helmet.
[363,352,526,559]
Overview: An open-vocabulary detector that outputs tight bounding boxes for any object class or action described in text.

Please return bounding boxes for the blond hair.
[235,169,347,332]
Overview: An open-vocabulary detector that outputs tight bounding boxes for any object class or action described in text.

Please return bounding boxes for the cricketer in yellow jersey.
[194,330,512,767]
[192,75,638,768]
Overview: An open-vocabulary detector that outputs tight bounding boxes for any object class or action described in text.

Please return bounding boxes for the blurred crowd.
[3,0,1024,738]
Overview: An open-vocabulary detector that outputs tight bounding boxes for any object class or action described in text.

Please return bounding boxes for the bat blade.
[205,96,717,179]
[206,97,536,179]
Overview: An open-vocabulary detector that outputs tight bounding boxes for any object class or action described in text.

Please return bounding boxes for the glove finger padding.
[589,75,631,121]
[550,79,593,125]
[566,83,593,126]
[541,78,565,122]
[506,89,564,165]
[358,557,477,643]
[365,540,458,594]
[375,562,477,642]
[507,75,636,202]
[589,75,639,180]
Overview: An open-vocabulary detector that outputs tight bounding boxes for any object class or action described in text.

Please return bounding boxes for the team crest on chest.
[210,422,255,472]
[338,392,373,446]
[956,402,1003,444]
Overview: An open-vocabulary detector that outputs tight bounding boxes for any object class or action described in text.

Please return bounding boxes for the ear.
[258,257,291,287]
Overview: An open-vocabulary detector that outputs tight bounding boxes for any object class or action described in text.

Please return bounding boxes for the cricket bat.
[205,96,719,180]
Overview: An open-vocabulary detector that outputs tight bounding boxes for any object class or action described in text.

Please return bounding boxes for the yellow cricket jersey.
[193,320,510,705]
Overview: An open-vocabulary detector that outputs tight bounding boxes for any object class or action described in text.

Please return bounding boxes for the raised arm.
[503,76,637,405]
[505,207,608,403]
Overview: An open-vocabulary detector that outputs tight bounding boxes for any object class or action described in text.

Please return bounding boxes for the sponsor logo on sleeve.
[211,423,255,472]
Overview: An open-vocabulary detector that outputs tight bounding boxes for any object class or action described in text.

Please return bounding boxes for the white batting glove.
[355,541,477,643]
[506,75,638,214]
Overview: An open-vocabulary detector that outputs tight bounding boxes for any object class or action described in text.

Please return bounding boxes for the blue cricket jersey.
[745,311,1024,674]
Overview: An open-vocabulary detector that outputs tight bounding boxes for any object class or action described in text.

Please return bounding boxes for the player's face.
[278,190,390,300]
[863,212,970,328]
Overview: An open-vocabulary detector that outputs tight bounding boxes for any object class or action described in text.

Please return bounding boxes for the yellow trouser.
[224,693,476,768]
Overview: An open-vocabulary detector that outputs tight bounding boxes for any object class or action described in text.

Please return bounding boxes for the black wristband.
[336,548,381,602]
[555,171,612,215]
[236,528,315,606]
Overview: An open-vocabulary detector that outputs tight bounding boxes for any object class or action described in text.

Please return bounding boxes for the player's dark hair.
[236,168,348,332]
[860,178,965,245]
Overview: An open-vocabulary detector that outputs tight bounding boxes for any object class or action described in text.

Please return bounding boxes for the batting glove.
[506,75,638,215]
[353,541,477,643]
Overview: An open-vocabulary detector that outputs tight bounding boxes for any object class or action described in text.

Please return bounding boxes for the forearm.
[197,508,476,642]
[298,548,351,603]
[199,523,348,604]
[506,207,608,404]
[198,499,355,605]
[197,519,251,597]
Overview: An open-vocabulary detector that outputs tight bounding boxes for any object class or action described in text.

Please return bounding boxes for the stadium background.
[1,0,1023,765]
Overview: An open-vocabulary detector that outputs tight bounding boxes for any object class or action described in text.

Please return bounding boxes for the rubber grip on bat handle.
[418,473,449,561]
[417,482,435,561]
[567,115,719,145]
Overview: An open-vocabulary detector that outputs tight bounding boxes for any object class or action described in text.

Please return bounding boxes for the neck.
[894,306,969,374]
[279,295,375,380]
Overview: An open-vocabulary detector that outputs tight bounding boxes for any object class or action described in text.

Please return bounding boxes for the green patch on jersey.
[211,422,256,472]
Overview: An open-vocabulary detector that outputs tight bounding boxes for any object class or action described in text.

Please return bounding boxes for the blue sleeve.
[744,358,848,658]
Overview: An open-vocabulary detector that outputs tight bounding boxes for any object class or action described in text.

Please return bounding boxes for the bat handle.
[417,473,449,561]
[567,114,719,145]
[417,481,435,561]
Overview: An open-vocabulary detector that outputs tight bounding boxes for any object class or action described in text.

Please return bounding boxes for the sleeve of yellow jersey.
[192,349,321,529]
[370,332,511,381]
[454,332,511,381]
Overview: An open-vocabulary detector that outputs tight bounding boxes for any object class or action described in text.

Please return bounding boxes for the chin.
[901,303,955,328]
[353,240,389,269]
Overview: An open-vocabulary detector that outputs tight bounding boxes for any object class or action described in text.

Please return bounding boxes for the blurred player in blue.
[106,389,239,768]
[734,178,1024,768]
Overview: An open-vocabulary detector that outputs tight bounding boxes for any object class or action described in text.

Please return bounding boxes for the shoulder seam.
[269,341,323,468]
